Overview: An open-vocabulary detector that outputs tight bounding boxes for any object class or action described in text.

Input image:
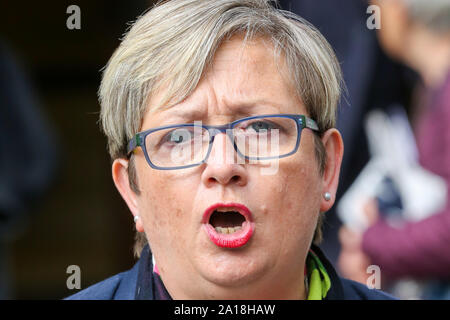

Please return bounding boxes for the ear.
[319,128,344,212]
[112,158,144,232]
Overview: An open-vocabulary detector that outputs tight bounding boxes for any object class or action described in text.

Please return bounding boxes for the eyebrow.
[157,100,282,123]
[161,106,207,122]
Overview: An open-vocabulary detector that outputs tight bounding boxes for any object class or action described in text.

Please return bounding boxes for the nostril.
[208,177,218,184]
[231,175,240,182]
[207,175,241,185]
[208,175,240,184]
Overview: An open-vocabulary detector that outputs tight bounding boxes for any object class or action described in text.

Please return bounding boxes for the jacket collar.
[134,244,154,300]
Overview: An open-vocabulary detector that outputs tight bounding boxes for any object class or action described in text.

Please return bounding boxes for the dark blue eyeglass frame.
[126,114,320,170]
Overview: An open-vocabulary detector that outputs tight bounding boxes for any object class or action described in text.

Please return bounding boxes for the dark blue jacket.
[66,245,396,300]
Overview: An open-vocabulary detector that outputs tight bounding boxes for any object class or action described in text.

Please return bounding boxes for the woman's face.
[115,36,339,299]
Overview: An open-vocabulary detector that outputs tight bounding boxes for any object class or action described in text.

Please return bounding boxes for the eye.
[162,128,193,145]
[249,121,273,132]
[241,120,279,133]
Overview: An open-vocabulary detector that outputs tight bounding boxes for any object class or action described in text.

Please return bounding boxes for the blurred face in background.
[371,0,411,60]
[372,0,450,87]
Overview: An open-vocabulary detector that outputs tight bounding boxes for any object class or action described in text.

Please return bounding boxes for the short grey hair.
[404,0,450,33]
[99,0,343,256]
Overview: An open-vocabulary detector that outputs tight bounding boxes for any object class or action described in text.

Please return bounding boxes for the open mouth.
[209,209,246,234]
[202,203,254,248]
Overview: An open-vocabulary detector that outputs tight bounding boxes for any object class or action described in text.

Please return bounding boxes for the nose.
[201,132,248,188]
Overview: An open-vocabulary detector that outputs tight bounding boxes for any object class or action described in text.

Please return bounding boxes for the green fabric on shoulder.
[306,249,331,300]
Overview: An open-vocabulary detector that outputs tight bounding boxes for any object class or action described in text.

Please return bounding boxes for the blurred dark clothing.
[279,0,416,266]
[0,42,58,235]
[66,244,396,300]
[0,41,59,298]
[362,71,450,279]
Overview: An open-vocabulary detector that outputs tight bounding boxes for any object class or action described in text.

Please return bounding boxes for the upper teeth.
[215,226,242,234]
[215,208,238,213]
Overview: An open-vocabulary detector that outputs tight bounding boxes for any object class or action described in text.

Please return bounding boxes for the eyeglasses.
[127,114,319,170]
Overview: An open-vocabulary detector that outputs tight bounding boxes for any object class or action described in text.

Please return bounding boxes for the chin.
[198,255,269,288]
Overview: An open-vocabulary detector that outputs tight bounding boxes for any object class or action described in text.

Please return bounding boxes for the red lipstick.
[202,203,254,248]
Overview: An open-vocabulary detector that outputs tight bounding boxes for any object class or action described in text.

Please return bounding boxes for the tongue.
[209,211,245,228]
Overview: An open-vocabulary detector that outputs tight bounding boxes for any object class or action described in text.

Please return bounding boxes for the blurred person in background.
[0,41,59,298]
[339,0,450,299]
[279,0,416,267]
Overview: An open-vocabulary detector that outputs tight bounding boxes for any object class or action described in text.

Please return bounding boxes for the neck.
[403,27,450,88]
[159,259,308,300]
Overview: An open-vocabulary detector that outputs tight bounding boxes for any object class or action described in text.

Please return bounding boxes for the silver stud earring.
[323,192,332,201]
[134,215,140,223]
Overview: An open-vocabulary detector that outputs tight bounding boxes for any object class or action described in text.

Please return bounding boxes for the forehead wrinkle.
[208,38,294,110]
[201,69,276,119]
[193,76,284,122]
[144,37,300,128]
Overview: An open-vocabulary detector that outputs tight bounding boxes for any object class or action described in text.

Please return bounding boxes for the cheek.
[262,157,321,240]
[279,158,320,203]
[136,170,187,246]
